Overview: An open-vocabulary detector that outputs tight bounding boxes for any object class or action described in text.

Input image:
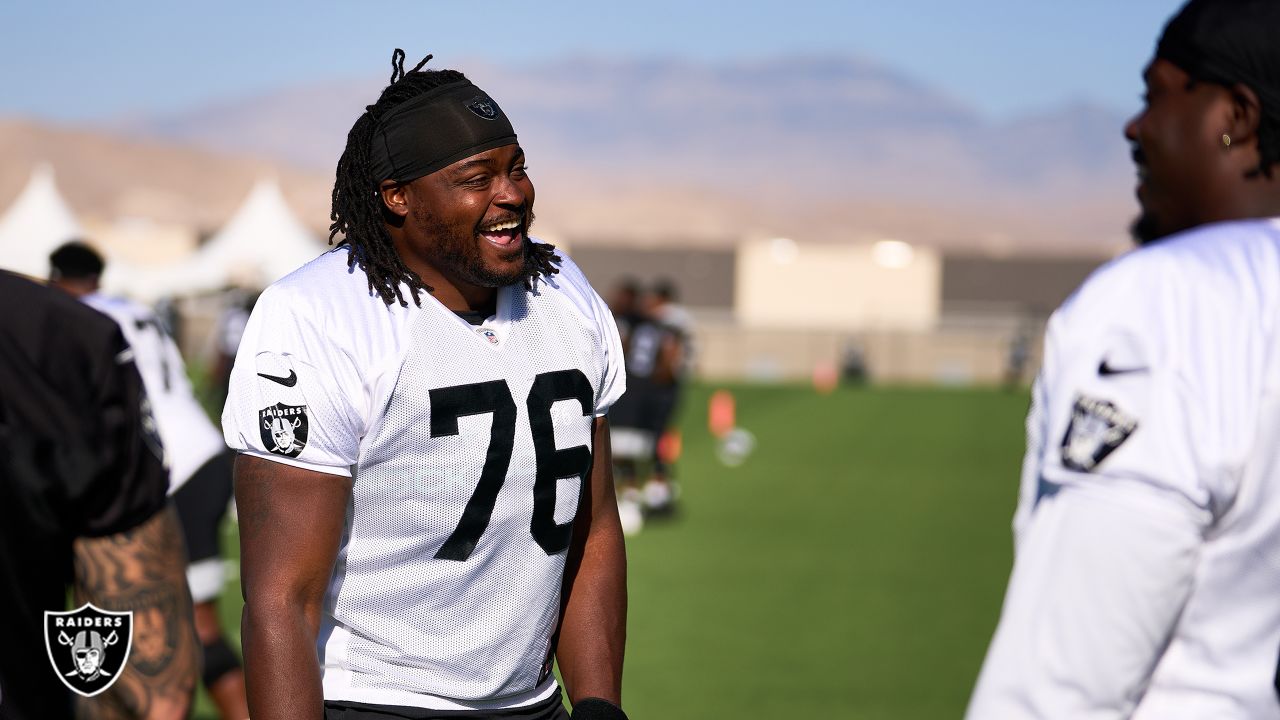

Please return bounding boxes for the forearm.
[242,600,324,720]
[557,514,627,705]
[73,505,199,720]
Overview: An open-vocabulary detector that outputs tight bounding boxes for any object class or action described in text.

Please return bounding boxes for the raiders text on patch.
[258,370,298,387]
[1061,394,1139,472]
[45,603,134,698]
[259,402,309,458]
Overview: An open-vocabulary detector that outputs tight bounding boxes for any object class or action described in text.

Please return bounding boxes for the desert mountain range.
[2,56,1141,256]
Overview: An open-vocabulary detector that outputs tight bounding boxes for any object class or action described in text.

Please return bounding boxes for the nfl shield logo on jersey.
[1060,394,1138,472]
[260,402,309,458]
[477,327,500,345]
[44,604,133,697]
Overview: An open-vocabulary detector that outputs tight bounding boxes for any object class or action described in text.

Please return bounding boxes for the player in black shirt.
[0,271,199,719]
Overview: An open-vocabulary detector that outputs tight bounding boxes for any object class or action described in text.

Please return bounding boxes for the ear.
[1224,82,1263,148]
[379,180,411,218]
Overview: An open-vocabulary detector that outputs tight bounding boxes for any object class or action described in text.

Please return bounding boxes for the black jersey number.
[429,370,595,561]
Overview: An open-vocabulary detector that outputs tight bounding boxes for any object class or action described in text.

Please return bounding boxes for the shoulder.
[1054,219,1280,356]
[1069,219,1280,310]
[83,294,154,325]
[0,272,122,355]
[253,245,413,331]
[531,241,607,320]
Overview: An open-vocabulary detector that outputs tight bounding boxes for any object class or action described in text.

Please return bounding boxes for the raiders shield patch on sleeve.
[1060,394,1138,472]
[260,402,309,458]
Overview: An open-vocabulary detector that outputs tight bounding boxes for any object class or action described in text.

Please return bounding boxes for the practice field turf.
[196,383,1029,719]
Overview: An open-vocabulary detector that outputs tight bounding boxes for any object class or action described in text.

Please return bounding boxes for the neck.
[389,235,497,314]
[1210,179,1280,225]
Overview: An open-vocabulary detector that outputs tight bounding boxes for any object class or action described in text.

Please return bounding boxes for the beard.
[1129,211,1164,245]
[412,207,533,288]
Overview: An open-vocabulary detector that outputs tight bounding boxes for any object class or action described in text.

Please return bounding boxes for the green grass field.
[196,383,1029,719]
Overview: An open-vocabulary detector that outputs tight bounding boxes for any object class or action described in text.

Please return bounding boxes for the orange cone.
[708,390,735,439]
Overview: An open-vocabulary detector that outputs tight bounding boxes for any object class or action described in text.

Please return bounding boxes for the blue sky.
[1,0,1182,123]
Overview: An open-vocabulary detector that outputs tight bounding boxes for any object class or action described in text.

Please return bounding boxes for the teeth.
[481,219,521,232]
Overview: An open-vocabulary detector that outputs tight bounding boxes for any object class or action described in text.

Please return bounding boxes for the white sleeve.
[969,252,1255,717]
[548,249,626,416]
[591,288,625,417]
[966,481,1202,719]
[221,285,365,477]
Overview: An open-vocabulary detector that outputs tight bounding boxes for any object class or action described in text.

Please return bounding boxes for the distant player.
[606,278,681,527]
[224,51,628,720]
[0,270,198,719]
[642,279,691,511]
[49,242,248,720]
[968,1,1280,717]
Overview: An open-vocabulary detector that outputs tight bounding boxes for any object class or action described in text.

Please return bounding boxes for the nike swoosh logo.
[1098,360,1148,376]
[257,370,298,387]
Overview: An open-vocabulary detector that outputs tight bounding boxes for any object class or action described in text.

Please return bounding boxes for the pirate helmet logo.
[44,603,133,697]
[259,402,309,458]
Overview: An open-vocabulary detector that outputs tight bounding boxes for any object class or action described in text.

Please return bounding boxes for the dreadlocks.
[329,49,560,307]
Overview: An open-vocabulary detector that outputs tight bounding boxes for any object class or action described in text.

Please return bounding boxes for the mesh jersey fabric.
[968,219,1280,719]
[83,294,225,493]
[223,243,624,710]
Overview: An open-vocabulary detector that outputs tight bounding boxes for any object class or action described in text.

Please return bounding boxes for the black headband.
[369,80,518,184]
[1156,0,1280,118]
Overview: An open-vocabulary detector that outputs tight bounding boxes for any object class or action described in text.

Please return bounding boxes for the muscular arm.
[236,454,352,720]
[557,416,627,706]
[73,504,200,720]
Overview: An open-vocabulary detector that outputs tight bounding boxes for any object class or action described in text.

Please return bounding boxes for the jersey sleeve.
[592,290,626,417]
[969,249,1261,716]
[80,328,171,536]
[0,274,168,538]
[548,249,626,416]
[221,285,366,476]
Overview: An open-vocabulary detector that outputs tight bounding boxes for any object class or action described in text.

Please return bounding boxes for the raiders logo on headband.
[45,604,133,697]
[466,96,498,120]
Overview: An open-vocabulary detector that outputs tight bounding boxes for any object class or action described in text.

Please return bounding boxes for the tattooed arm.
[72,504,199,720]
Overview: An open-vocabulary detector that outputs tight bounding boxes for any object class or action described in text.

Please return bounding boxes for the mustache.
[478,208,533,229]
[1131,144,1147,166]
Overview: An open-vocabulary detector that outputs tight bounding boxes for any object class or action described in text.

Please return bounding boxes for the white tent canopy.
[125,178,328,300]
[0,164,85,279]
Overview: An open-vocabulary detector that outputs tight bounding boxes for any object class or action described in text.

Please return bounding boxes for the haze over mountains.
[6,56,1140,255]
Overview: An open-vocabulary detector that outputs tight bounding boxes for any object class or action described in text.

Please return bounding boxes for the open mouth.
[478,216,524,248]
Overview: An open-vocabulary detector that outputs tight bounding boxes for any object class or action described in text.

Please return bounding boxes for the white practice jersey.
[968,219,1280,719]
[84,294,225,493]
[222,243,625,710]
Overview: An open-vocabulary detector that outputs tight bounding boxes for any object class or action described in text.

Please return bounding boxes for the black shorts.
[172,450,234,564]
[324,691,570,720]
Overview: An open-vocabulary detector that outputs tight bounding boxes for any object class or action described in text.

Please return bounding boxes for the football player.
[48,241,249,720]
[968,1,1280,717]
[0,270,199,719]
[224,51,628,720]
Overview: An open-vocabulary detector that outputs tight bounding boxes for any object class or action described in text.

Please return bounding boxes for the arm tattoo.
[73,504,199,720]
